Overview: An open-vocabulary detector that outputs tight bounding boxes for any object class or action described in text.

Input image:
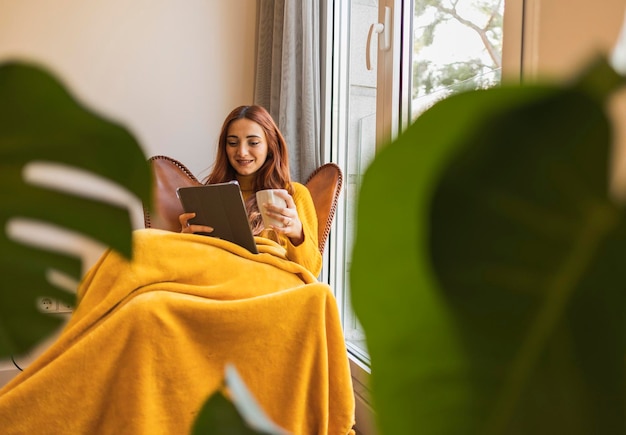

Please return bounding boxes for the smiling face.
[225,118,269,177]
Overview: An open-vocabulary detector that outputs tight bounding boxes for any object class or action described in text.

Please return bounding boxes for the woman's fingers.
[179,212,214,234]
[188,225,214,234]
[264,202,296,226]
[178,212,191,233]
[274,189,296,208]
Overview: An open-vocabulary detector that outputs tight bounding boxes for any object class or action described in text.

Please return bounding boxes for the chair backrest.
[143,155,342,254]
[143,155,202,232]
[304,162,342,254]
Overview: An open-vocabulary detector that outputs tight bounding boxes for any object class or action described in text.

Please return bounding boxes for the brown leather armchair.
[143,155,342,254]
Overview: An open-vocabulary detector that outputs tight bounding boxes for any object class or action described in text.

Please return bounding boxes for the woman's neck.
[236,173,256,200]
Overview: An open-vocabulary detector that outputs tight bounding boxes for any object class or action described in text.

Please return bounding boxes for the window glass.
[339,0,380,365]
[332,0,506,367]
[412,0,505,118]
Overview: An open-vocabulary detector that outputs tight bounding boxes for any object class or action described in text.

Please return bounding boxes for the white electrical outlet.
[36,297,73,313]
[37,297,57,312]
[57,300,73,313]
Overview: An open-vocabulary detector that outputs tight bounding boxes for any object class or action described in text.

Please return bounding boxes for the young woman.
[180,105,322,276]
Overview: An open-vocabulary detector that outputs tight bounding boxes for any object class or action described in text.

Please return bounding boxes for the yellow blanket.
[0,229,356,435]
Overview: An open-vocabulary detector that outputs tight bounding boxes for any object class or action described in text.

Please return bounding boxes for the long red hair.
[204,105,293,235]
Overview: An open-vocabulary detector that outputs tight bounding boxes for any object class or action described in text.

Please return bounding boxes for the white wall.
[519,0,626,199]
[521,0,626,79]
[0,0,257,179]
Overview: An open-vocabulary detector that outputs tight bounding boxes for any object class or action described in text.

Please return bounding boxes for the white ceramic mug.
[256,189,288,228]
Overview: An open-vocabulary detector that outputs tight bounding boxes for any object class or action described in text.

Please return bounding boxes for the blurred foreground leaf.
[351,57,625,434]
[0,61,151,357]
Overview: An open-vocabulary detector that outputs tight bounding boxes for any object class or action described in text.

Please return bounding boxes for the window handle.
[366,6,391,71]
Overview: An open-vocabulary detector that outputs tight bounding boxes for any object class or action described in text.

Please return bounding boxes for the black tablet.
[176,181,258,254]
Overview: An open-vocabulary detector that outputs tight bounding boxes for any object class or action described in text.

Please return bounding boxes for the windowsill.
[347,351,377,435]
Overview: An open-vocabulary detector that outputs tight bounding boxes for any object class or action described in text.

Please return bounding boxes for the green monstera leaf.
[351,57,625,434]
[0,61,151,358]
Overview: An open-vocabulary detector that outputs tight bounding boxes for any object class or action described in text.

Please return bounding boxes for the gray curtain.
[254,0,321,182]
